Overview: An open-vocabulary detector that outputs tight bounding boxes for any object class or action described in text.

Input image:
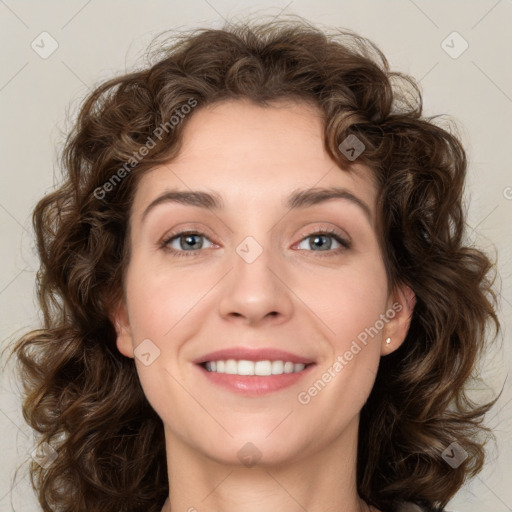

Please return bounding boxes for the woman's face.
[114,98,414,466]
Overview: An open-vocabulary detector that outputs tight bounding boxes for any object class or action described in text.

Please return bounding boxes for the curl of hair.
[12,15,501,512]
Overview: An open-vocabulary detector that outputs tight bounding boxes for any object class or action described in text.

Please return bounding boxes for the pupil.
[312,235,330,250]
[183,234,201,249]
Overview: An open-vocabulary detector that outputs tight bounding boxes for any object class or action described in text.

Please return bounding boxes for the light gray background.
[1,1,511,511]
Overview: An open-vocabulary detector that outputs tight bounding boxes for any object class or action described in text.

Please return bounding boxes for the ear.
[109,299,135,358]
[381,283,416,356]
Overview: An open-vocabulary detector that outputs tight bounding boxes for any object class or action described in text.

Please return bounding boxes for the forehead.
[131,99,377,217]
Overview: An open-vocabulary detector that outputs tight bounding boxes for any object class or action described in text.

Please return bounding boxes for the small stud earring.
[385,337,391,344]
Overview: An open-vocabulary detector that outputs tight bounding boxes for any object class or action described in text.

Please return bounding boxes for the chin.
[193,430,307,468]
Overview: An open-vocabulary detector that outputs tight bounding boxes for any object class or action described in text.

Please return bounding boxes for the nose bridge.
[218,231,293,323]
[233,232,279,297]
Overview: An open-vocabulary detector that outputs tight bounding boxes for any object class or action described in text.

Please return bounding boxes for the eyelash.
[159,227,351,258]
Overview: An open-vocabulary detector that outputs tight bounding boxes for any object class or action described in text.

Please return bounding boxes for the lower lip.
[196,363,316,396]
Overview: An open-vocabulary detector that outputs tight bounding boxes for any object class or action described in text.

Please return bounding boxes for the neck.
[161,416,375,512]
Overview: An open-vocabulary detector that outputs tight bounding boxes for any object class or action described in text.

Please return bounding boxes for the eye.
[295,228,351,254]
[159,227,351,258]
[161,231,215,257]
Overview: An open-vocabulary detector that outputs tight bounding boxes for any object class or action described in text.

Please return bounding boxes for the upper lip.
[193,347,315,365]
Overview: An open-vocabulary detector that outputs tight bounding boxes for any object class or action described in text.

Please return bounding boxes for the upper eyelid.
[295,224,351,244]
[160,224,216,244]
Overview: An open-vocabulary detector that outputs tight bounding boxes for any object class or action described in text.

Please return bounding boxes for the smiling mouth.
[200,359,313,376]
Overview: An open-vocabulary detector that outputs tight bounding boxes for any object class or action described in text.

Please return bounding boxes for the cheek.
[295,262,388,432]
[123,256,205,341]
[122,262,196,421]
[303,256,389,346]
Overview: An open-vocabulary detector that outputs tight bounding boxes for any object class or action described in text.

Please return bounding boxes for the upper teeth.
[204,359,306,376]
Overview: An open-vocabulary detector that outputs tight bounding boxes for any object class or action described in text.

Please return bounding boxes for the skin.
[112,98,415,512]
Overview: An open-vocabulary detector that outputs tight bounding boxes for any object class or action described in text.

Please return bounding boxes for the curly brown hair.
[11,15,501,512]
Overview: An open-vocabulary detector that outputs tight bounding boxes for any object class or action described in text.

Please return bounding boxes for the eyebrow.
[141,186,372,223]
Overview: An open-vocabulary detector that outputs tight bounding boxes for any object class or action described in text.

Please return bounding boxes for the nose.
[218,237,294,326]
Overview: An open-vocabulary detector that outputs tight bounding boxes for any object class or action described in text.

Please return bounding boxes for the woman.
[13,15,500,512]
